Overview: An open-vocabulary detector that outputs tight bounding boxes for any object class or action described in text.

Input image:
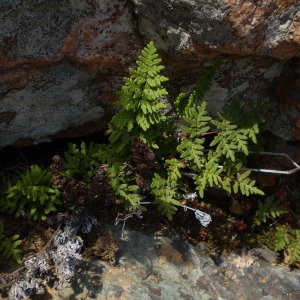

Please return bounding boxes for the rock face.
[1,0,300,147]
[31,226,300,300]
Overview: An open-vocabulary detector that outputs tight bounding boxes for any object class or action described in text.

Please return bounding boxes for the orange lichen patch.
[270,41,300,59]
[0,70,29,89]
[0,111,16,124]
[221,0,270,55]
[59,2,142,71]
[50,120,104,140]
[61,17,141,71]
[289,12,300,43]
[0,68,46,89]
[225,0,268,35]
[12,138,34,147]
[2,56,62,70]
[186,41,222,58]
[221,0,300,58]
[157,240,185,265]
[276,0,298,14]
[33,79,48,89]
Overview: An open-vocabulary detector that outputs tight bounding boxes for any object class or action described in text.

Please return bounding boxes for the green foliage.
[175,61,221,117]
[165,158,185,188]
[99,41,172,159]
[3,41,298,271]
[0,220,22,263]
[255,195,288,225]
[151,173,181,220]
[175,91,264,199]
[0,165,61,221]
[63,142,100,182]
[275,225,300,265]
[176,101,210,170]
[107,163,143,211]
[254,196,300,265]
[92,41,264,220]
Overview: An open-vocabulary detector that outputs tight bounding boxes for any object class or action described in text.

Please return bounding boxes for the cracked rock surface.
[1,0,300,147]
[48,226,300,300]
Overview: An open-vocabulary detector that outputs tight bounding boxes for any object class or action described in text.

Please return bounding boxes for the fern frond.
[175,60,221,116]
[151,173,181,220]
[210,118,238,161]
[166,158,185,188]
[63,142,100,182]
[275,225,290,251]
[0,234,23,263]
[177,137,205,169]
[92,144,116,164]
[107,163,142,210]
[255,196,288,225]
[194,60,221,101]
[221,100,265,128]
[0,221,23,263]
[0,165,61,221]
[194,155,223,197]
[106,41,171,153]
[235,171,264,196]
[288,229,300,264]
[274,226,300,264]
[181,102,212,138]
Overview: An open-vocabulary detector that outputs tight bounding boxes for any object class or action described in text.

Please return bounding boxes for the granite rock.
[1,0,300,147]
[44,226,300,300]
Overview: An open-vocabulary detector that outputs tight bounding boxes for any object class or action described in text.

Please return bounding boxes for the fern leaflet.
[255,195,288,225]
[151,173,181,220]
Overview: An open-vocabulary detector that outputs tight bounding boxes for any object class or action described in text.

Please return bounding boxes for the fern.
[210,101,264,158]
[92,143,118,165]
[107,163,142,211]
[275,225,300,265]
[194,154,223,197]
[0,220,23,263]
[275,225,290,251]
[288,229,300,264]
[151,173,181,220]
[165,158,185,188]
[93,42,264,219]
[253,197,300,264]
[175,60,221,117]
[255,195,288,225]
[62,142,100,182]
[106,41,170,155]
[234,170,264,196]
[0,165,61,221]
[177,137,205,170]
[176,102,264,198]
